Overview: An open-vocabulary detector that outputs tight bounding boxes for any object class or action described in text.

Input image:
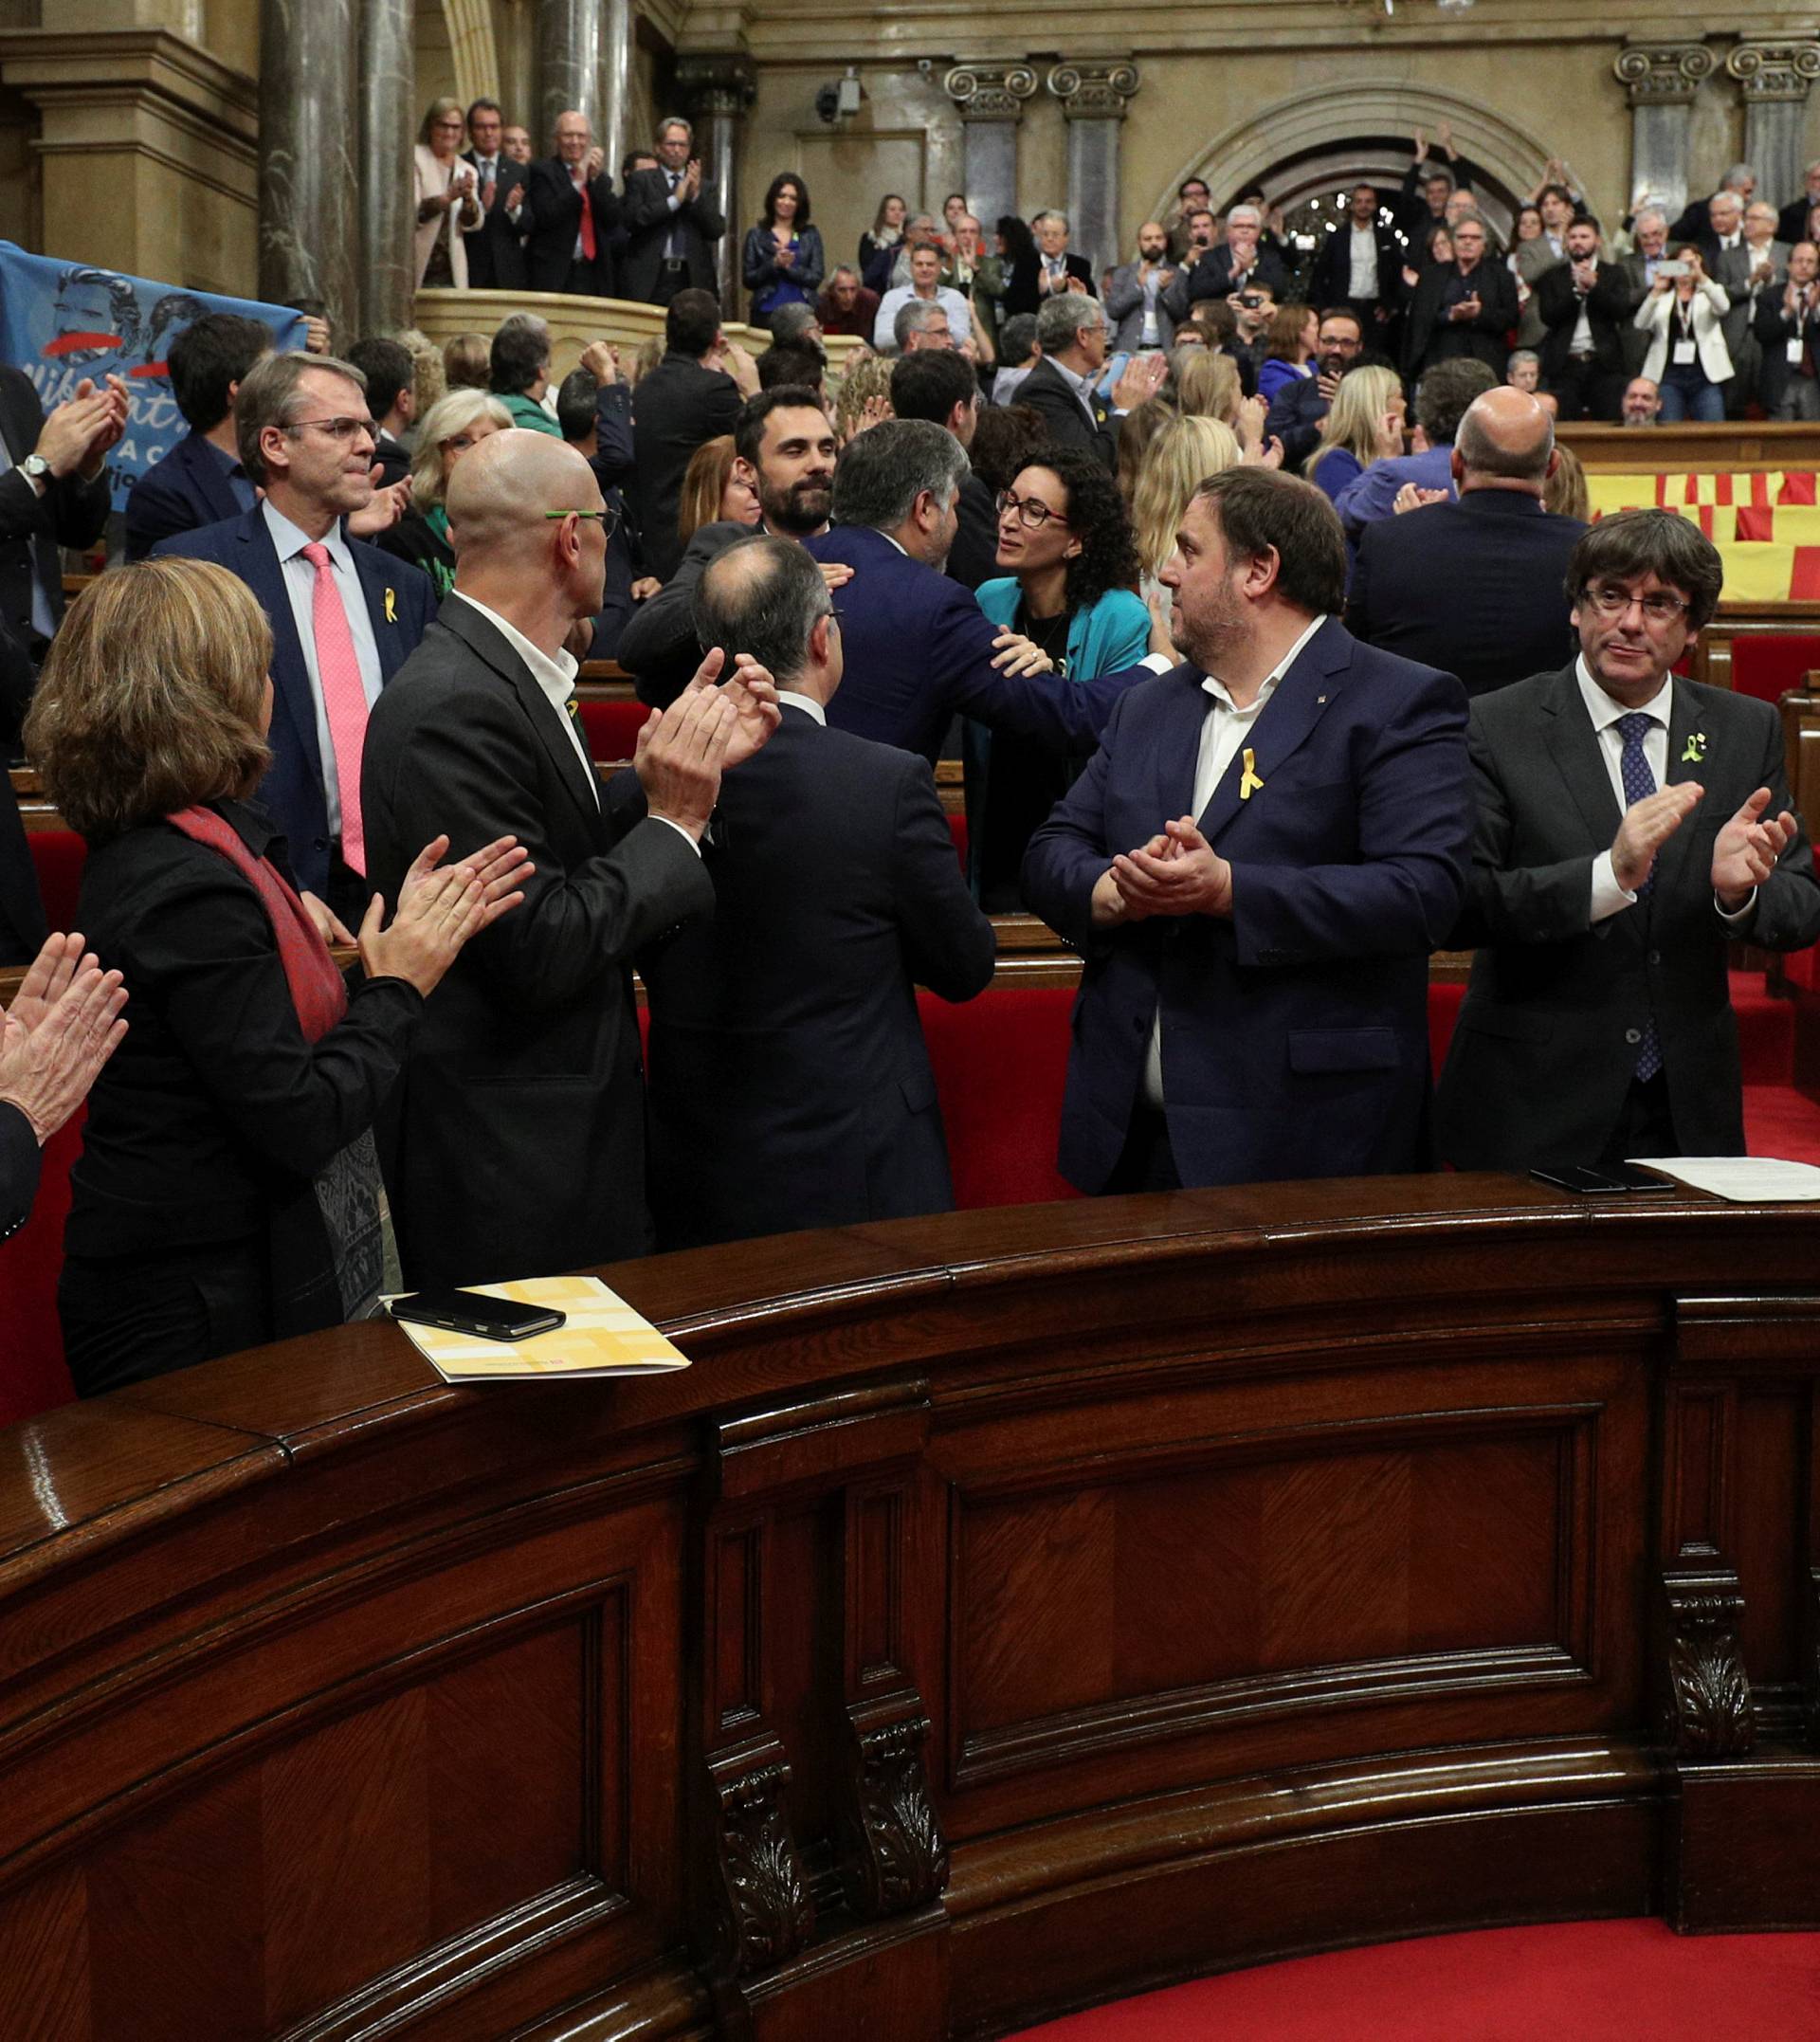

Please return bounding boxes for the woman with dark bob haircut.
[967,444,1168,907]
[743,173,826,331]
[24,557,531,1395]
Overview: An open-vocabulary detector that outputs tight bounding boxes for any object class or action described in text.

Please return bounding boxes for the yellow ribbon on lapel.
[1239,747,1265,800]
[384,587,397,625]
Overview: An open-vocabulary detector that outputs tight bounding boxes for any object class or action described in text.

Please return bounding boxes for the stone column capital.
[942,62,1038,121]
[1613,43,1718,106]
[1726,42,1820,104]
[1046,60,1139,120]
[676,51,756,119]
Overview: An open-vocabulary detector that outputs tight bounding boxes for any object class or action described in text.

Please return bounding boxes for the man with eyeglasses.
[153,353,430,927]
[1438,510,1820,1171]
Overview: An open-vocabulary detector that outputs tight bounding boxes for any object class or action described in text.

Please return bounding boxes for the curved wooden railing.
[2,1179,1817,2038]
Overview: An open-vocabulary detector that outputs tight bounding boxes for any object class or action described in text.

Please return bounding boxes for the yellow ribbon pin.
[384,587,397,624]
[1239,747,1265,800]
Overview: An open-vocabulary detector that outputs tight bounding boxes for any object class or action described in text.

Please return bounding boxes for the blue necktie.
[1615,711,1662,1083]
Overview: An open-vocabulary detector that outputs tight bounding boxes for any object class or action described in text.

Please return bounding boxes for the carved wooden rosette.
[840,1706,949,1918]
[1612,44,1719,105]
[707,1740,816,1978]
[1661,1568,1756,1757]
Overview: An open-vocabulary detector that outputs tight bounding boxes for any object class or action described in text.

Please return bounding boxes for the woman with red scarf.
[26,557,530,1395]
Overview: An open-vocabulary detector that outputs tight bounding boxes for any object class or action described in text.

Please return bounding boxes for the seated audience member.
[890,348,995,591]
[1256,303,1320,405]
[1752,241,1820,421]
[27,558,526,1394]
[643,536,993,1249]
[1506,348,1542,392]
[1545,443,1589,522]
[489,314,561,437]
[153,352,437,918]
[0,931,127,1238]
[817,265,880,339]
[1621,374,1663,426]
[126,314,271,560]
[443,331,491,392]
[676,435,760,552]
[1022,466,1471,1195]
[554,361,643,663]
[875,244,973,353]
[992,313,1040,404]
[345,337,417,486]
[1310,184,1402,345]
[1015,296,1164,472]
[1536,216,1631,421]
[743,173,826,330]
[460,96,531,291]
[806,419,1163,765]
[967,402,1046,499]
[413,99,483,288]
[526,109,618,296]
[1132,413,1242,594]
[833,353,895,443]
[1265,306,1364,470]
[1633,246,1732,421]
[620,116,724,307]
[1403,212,1517,380]
[1333,356,1498,537]
[1438,510,1820,1171]
[1305,363,1406,510]
[1105,225,1182,354]
[362,431,777,1289]
[631,287,755,583]
[377,389,511,597]
[623,389,838,701]
[1346,387,1583,699]
[859,193,908,279]
[1171,205,1291,311]
[970,447,1163,907]
[1031,210,1097,298]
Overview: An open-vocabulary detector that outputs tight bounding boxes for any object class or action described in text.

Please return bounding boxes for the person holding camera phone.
[1632,246,1733,420]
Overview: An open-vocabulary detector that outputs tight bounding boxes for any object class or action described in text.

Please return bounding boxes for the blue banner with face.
[0,242,307,510]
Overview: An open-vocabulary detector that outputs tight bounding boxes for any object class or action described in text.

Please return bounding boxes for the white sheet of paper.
[1626,1156,1820,1202]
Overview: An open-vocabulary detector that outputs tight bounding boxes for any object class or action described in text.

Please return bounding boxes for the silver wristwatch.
[19,453,50,485]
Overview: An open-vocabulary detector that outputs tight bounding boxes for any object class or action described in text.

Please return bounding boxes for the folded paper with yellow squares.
[390,1276,692,1382]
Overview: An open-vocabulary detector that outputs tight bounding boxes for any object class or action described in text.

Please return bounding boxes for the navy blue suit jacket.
[124,430,247,562]
[804,524,1139,765]
[153,507,434,897]
[1021,619,1472,1194]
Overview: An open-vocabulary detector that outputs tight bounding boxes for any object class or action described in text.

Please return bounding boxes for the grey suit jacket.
[1102,261,1179,352]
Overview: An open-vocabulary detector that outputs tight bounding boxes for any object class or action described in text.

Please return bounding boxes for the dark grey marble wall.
[537,0,604,154]
[260,0,360,344]
[359,0,414,336]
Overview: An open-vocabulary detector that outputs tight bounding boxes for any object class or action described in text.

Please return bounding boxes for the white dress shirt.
[1348,225,1379,300]
[264,501,384,837]
[1143,613,1327,1105]
[776,688,826,724]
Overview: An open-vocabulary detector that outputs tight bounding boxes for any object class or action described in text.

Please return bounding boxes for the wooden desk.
[0,1185,1815,2038]
[1558,420,1820,471]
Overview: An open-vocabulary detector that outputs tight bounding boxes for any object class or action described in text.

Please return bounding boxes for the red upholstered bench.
[1728,635,1820,705]
[576,698,649,763]
[919,984,1080,1209]
[946,811,967,873]
[28,829,85,934]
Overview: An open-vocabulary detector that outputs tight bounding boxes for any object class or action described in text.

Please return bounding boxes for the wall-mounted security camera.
[816,65,864,123]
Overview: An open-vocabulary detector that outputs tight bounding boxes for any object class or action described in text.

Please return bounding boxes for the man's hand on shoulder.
[1612,781,1702,894]
[1712,784,1797,911]
[1110,816,1233,920]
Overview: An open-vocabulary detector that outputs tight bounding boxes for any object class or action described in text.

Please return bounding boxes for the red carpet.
[1006,1919,1820,2041]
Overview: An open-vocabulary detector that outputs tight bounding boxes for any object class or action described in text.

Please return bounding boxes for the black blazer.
[123,428,248,561]
[360,597,714,1289]
[1265,375,1334,472]
[1438,665,1820,1168]
[461,151,532,291]
[620,167,726,301]
[948,467,1000,592]
[1534,262,1633,378]
[628,351,742,582]
[524,156,619,294]
[642,703,994,1249]
[371,431,411,491]
[1346,491,1584,701]
[1170,245,1293,314]
[1310,220,1403,309]
[1752,284,1820,413]
[1403,260,1517,376]
[1,1103,36,1246]
[0,612,45,962]
[1010,356,1119,472]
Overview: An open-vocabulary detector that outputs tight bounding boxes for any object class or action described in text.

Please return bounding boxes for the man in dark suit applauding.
[1534,217,1632,421]
[1013,296,1167,473]
[643,535,994,1249]
[620,116,726,306]
[525,110,619,296]
[628,287,757,581]
[1438,511,1820,1171]
[362,429,780,1288]
[125,313,270,559]
[1403,212,1517,380]
[462,97,531,291]
[1022,468,1472,1194]
[1346,387,1583,699]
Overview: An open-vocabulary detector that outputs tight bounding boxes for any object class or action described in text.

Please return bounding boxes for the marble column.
[1612,43,1718,221]
[600,0,636,193]
[1046,62,1139,284]
[942,64,1037,240]
[1726,44,1820,213]
[359,0,414,336]
[677,55,756,320]
[260,0,361,344]
[537,0,604,152]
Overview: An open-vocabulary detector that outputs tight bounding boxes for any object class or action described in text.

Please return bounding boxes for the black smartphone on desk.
[1530,1164,1675,1195]
[391,1289,567,1341]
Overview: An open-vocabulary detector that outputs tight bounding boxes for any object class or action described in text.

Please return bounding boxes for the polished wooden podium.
[4,1177,1819,2040]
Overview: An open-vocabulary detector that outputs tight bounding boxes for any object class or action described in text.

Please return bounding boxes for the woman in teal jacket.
[970,445,1161,909]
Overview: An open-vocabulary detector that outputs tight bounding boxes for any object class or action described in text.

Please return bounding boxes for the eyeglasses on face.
[995,490,1067,531]
[283,415,378,445]
[1583,583,1689,624]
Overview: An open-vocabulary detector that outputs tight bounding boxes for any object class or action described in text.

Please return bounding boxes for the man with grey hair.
[1694,190,1755,410]
[1346,386,1583,699]
[768,301,825,352]
[155,350,434,917]
[874,243,970,351]
[643,534,994,1250]
[805,418,1164,762]
[1172,202,1292,312]
[1032,209,1095,297]
[1670,163,1756,245]
[525,109,618,295]
[620,113,725,304]
[1013,295,1167,469]
[1618,208,1671,376]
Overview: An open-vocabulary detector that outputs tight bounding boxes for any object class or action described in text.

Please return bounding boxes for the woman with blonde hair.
[24,557,528,1395]
[677,435,762,551]
[1306,363,1406,507]
[834,353,895,442]
[1544,441,1589,522]
[414,99,484,288]
[376,389,513,595]
[1172,348,1242,428]
[1131,413,1242,590]
[442,331,491,392]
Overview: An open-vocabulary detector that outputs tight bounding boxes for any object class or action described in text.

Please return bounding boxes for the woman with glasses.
[414,98,484,290]
[377,390,513,597]
[25,558,530,1395]
[967,446,1166,909]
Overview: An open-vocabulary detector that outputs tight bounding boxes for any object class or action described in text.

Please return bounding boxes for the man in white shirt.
[1438,510,1820,1170]
[874,245,973,353]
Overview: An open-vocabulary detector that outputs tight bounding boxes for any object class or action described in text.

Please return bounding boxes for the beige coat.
[413,144,483,288]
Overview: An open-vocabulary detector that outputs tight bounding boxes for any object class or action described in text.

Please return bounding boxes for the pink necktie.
[300,540,369,876]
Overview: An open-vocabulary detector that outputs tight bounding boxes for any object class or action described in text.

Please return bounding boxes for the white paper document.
[1626,1157,1820,1203]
